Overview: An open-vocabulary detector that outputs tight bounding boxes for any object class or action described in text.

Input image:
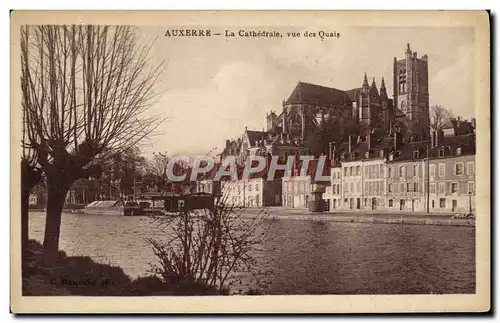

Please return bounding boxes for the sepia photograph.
[10,10,490,313]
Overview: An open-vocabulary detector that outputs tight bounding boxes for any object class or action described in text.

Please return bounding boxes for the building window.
[388,167,392,178]
[438,149,445,157]
[400,183,405,193]
[439,183,445,195]
[451,182,458,194]
[399,166,406,178]
[413,165,419,177]
[454,163,464,176]
[430,183,436,194]
[379,164,384,177]
[456,147,462,156]
[389,199,393,207]
[407,182,411,192]
[429,164,436,178]
[248,184,252,191]
[468,181,475,194]
[432,200,435,208]
[255,183,259,191]
[440,198,446,208]
[350,166,353,176]
[388,183,393,193]
[413,182,418,192]
[350,182,354,193]
[438,164,445,177]
[466,162,475,175]
[356,166,360,176]
[413,150,419,159]
[344,167,348,177]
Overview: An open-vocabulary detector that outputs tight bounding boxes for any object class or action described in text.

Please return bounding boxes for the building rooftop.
[285,81,353,106]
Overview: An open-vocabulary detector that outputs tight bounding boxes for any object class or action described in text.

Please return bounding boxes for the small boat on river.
[83,200,124,216]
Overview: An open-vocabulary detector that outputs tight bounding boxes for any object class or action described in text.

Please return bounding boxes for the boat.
[83,200,124,216]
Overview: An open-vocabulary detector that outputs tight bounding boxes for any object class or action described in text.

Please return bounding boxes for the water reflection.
[28,212,475,294]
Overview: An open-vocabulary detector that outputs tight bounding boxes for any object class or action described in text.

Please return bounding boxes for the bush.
[147,192,273,295]
[22,239,223,296]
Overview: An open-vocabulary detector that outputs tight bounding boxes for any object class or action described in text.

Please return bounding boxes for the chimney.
[225,140,230,149]
[436,130,442,148]
[348,135,352,153]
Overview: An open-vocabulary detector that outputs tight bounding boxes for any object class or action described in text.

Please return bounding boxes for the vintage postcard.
[10,10,490,313]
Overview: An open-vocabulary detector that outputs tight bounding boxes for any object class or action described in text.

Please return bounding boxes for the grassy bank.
[22,240,225,296]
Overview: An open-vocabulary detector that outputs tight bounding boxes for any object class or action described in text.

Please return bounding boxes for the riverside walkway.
[242,207,475,227]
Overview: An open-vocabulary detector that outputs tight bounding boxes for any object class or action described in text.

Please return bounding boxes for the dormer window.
[364,152,369,159]
[456,146,462,156]
[389,153,394,161]
[438,148,445,157]
[379,150,384,157]
[413,150,420,159]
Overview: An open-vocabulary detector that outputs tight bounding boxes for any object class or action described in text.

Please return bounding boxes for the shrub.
[147,191,273,294]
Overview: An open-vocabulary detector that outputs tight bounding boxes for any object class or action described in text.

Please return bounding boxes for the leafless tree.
[148,152,169,177]
[21,104,42,260]
[147,184,274,294]
[430,104,454,132]
[20,25,165,261]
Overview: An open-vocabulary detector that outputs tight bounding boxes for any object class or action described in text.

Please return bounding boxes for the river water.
[28,211,475,294]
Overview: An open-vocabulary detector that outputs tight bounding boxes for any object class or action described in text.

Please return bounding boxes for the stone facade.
[282,176,313,208]
[386,158,425,212]
[221,178,281,207]
[325,166,342,210]
[427,154,475,214]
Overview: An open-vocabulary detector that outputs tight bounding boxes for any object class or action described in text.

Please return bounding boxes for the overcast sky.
[138,26,475,156]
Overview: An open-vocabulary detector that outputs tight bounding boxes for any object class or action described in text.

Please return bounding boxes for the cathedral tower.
[393,43,430,137]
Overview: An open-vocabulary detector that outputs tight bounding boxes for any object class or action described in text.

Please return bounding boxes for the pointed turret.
[362,73,369,89]
[379,77,388,100]
[369,77,379,98]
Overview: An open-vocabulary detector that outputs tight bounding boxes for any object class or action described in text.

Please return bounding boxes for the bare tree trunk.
[21,188,30,259]
[21,160,41,262]
[42,174,71,262]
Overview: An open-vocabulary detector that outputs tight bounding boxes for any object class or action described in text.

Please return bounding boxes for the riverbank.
[28,204,85,213]
[243,207,475,227]
[22,240,224,296]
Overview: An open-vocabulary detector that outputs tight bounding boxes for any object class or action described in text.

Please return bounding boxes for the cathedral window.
[399,69,406,92]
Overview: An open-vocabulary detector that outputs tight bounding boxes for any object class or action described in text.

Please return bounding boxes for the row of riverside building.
[194,43,476,215]
[195,121,476,215]
[323,127,475,214]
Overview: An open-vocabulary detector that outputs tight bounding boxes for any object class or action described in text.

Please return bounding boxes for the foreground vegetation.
[22,240,225,296]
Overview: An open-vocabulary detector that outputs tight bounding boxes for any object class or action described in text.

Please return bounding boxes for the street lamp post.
[468,191,472,214]
[426,145,430,214]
